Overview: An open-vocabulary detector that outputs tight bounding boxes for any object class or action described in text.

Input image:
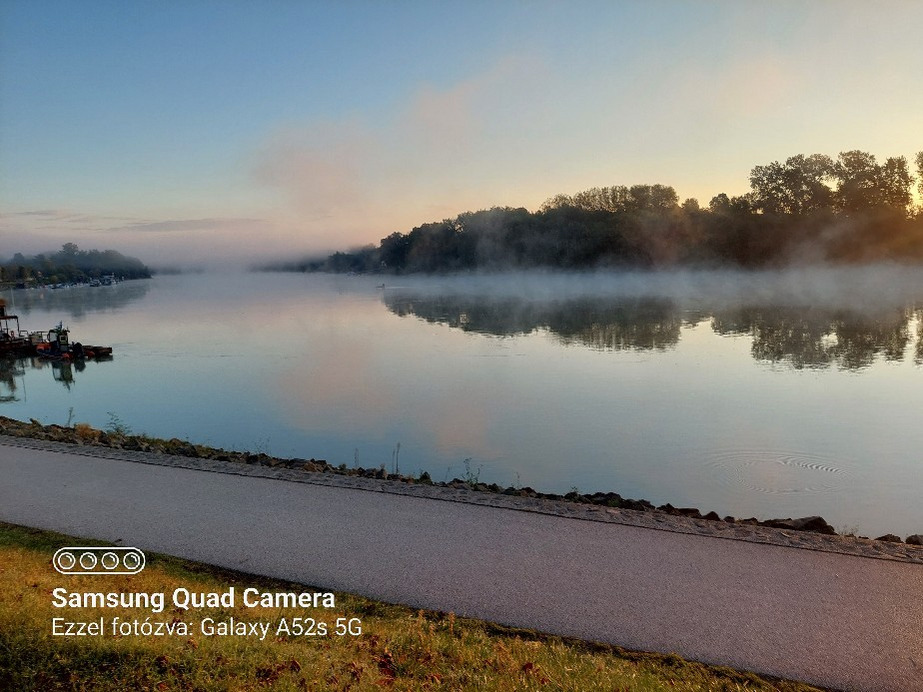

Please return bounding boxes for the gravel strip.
[3,433,922,566]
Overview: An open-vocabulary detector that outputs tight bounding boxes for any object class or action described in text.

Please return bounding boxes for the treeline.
[0,243,151,287]
[286,149,923,273]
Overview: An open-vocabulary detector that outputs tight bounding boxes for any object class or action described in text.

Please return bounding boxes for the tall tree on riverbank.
[832,151,914,215]
[916,152,923,210]
[748,154,835,216]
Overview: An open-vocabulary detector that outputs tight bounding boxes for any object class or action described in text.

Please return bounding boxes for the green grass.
[0,522,822,691]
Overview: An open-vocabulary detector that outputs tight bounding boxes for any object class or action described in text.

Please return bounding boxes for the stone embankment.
[2,415,921,560]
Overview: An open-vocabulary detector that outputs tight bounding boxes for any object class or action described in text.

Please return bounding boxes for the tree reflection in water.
[385,292,922,371]
[0,356,105,397]
[4,280,149,319]
[713,306,912,370]
[916,308,923,366]
[386,295,685,351]
[0,358,25,402]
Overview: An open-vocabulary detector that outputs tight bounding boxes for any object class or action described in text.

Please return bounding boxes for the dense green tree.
[539,193,576,212]
[681,198,701,213]
[379,232,411,270]
[541,184,678,214]
[880,156,913,210]
[708,193,731,213]
[626,184,679,212]
[749,154,834,215]
[833,150,881,213]
[403,220,477,273]
[832,150,913,215]
[916,151,923,206]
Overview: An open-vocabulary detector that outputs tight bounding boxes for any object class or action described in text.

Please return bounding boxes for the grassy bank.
[0,522,821,691]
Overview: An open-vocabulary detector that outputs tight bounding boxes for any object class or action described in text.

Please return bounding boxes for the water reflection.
[3,280,150,319]
[916,310,923,365]
[712,307,914,370]
[0,358,25,402]
[386,295,685,350]
[385,292,922,370]
[0,356,109,397]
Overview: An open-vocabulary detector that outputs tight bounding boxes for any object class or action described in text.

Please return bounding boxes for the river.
[2,266,922,538]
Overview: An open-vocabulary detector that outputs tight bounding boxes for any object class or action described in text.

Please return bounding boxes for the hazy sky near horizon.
[1,1,921,266]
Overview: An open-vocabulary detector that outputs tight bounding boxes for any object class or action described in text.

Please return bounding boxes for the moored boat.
[0,300,112,359]
[0,300,30,355]
[34,323,113,360]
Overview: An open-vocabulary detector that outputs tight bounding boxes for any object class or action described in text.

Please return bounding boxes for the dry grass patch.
[72,422,100,442]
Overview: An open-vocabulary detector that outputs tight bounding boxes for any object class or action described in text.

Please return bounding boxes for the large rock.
[587,491,623,507]
[874,534,902,543]
[122,437,152,452]
[763,516,837,535]
[621,499,653,512]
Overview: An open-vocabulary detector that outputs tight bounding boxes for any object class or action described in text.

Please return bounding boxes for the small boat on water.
[0,300,30,355]
[33,323,113,361]
[0,300,112,360]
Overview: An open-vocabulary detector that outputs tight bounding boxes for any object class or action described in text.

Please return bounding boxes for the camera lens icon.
[53,547,146,575]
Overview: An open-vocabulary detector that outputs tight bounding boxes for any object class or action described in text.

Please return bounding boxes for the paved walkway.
[1,439,921,691]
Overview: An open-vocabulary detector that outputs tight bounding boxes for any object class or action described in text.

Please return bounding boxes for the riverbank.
[2,415,922,564]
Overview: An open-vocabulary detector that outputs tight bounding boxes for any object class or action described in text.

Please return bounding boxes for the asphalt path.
[1,441,921,691]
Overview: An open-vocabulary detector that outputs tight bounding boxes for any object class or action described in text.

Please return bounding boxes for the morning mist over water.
[2,265,922,538]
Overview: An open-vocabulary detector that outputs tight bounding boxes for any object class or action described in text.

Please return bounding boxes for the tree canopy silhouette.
[276,148,923,274]
[0,244,151,287]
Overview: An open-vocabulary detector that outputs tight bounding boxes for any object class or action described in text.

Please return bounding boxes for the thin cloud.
[252,119,376,221]
[4,209,64,217]
[105,218,268,234]
[1,209,281,267]
[251,54,551,253]
[2,209,141,226]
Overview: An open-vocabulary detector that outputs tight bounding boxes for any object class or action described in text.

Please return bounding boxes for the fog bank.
[374,264,923,314]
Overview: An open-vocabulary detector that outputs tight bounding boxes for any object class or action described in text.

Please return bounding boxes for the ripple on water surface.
[703,449,851,495]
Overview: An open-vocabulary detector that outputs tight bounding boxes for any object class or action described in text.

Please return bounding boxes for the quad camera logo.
[53,546,146,575]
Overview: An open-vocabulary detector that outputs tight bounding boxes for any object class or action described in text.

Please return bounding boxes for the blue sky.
[1,1,921,265]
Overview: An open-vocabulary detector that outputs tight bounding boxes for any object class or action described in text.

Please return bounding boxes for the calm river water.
[2,268,922,537]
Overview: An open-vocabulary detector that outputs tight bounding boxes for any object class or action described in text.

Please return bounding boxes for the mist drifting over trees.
[277,149,923,274]
[0,244,151,287]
